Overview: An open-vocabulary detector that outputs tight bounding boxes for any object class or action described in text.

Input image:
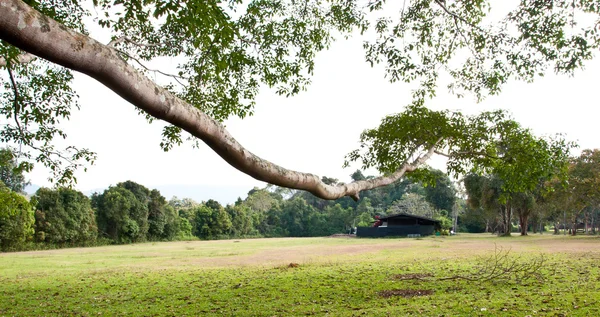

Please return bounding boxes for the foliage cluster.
[461,149,600,237]
[0,143,460,250]
[1,0,599,188]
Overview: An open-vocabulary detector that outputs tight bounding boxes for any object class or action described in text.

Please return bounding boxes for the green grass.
[1,234,599,316]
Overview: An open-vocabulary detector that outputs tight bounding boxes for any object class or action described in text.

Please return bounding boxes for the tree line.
[3,146,600,252]
[461,149,600,236]
[0,146,459,251]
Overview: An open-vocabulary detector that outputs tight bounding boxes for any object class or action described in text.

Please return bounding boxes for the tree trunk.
[500,204,512,237]
[0,0,439,201]
[519,213,528,236]
[553,222,559,235]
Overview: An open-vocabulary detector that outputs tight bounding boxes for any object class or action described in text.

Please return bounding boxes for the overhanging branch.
[0,0,438,200]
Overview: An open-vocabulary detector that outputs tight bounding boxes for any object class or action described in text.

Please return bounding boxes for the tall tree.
[193,200,232,239]
[423,169,457,212]
[0,183,34,251]
[512,191,536,236]
[93,186,149,243]
[350,108,573,237]
[32,187,97,244]
[464,173,506,234]
[562,149,600,235]
[0,0,595,199]
[226,204,254,237]
[388,193,436,218]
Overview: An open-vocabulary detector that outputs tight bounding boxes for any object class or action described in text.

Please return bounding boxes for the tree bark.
[0,0,436,201]
[516,206,531,236]
[518,212,528,236]
[500,203,512,237]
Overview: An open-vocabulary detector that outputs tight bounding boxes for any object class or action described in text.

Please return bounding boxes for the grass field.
[1,234,599,316]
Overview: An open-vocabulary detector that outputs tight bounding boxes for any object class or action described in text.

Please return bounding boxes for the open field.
[1,234,599,316]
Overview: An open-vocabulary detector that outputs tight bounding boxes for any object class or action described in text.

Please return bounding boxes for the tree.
[423,169,457,213]
[512,191,536,236]
[0,184,34,251]
[32,187,97,244]
[464,174,506,234]
[388,193,436,218]
[0,0,594,199]
[93,186,148,243]
[161,204,181,241]
[226,204,254,237]
[324,203,352,234]
[242,187,283,235]
[281,197,315,237]
[556,149,600,235]
[0,148,28,193]
[145,189,182,240]
[351,108,572,237]
[192,200,232,239]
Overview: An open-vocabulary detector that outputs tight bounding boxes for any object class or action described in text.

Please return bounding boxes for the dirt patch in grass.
[328,234,356,238]
[392,273,433,280]
[140,235,600,269]
[161,239,419,268]
[378,289,434,298]
[528,237,600,253]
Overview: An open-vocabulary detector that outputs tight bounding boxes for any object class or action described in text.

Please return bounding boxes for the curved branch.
[0,0,435,200]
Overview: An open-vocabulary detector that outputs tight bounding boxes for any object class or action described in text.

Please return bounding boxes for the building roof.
[378,213,440,223]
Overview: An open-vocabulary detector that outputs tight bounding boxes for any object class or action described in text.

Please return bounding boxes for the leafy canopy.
[1,0,597,185]
[346,105,574,199]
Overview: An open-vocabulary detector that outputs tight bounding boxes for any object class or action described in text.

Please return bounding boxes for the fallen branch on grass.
[438,245,547,284]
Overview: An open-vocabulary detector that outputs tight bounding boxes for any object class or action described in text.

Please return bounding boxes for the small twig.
[116,50,188,87]
[6,67,24,136]
[0,53,36,67]
[108,36,162,48]
[434,0,482,58]
[434,0,482,31]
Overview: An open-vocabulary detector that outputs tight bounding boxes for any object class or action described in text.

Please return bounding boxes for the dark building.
[356,213,440,237]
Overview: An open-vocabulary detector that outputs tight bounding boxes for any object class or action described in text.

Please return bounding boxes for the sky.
[24,3,600,204]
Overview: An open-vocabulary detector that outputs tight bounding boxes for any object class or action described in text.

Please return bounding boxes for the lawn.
[1,234,599,316]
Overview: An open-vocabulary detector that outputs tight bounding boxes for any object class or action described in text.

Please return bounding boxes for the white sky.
[24,2,600,203]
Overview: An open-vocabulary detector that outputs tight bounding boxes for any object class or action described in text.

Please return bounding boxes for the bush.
[0,188,34,251]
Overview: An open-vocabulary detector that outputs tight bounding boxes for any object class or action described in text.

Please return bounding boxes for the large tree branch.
[0,0,435,200]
